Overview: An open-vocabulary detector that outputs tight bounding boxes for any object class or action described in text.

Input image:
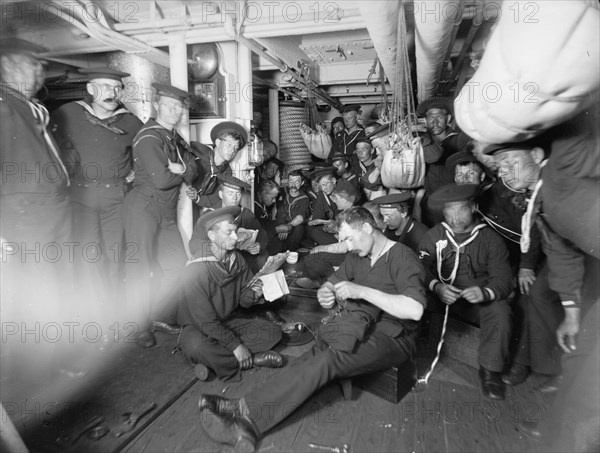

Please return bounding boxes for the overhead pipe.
[223,15,342,109]
[253,75,306,103]
[113,5,364,36]
[48,0,171,67]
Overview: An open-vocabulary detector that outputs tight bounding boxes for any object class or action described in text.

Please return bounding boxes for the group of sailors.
[1,41,598,453]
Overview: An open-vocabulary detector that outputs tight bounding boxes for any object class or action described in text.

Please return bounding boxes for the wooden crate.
[428,312,480,369]
[285,285,417,404]
[353,361,417,404]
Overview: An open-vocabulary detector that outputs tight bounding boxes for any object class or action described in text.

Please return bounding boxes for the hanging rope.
[380,4,426,189]
[377,60,390,124]
[415,225,486,389]
[299,64,331,159]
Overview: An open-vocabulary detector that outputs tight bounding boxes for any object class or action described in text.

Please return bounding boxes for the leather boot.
[199,394,258,452]
[199,394,240,414]
[502,363,530,386]
[516,421,543,442]
[479,366,505,400]
[536,374,562,393]
[253,351,283,368]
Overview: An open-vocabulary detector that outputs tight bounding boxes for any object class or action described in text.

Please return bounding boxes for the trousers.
[244,322,415,434]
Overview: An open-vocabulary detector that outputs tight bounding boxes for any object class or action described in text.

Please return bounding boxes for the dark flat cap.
[416,97,453,117]
[79,67,130,81]
[331,117,344,127]
[354,137,373,148]
[306,166,335,181]
[445,151,478,169]
[189,206,241,253]
[338,104,361,114]
[210,121,247,148]
[330,153,352,163]
[218,174,250,191]
[334,178,360,203]
[152,83,189,102]
[372,192,412,208]
[366,123,392,140]
[428,183,479,208]
[482,140,543,155]
[194,206,241,234]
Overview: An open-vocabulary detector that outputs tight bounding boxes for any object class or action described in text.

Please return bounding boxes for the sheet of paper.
[259,269,290,302]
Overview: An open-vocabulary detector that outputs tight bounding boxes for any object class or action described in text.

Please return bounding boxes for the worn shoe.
[295,277,321,289]
[479,366,506,400]
[199,395,258,452]
[502,363,530,386]
[134,330,156,348]
[194,363,210,381]
[151,321,182,335]
[199,394,240,414]
[253,351,283,368]
[536,374,563,393]
[516,421,543,442]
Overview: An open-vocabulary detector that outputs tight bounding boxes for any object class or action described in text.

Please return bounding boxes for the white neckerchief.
[436,222,486,284]
[323,191,333,209]
[520,161,546,253]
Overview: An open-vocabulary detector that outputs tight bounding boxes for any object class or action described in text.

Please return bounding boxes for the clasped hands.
[317,281,363,309]
[186,186,199,200]
[434,283,486,305]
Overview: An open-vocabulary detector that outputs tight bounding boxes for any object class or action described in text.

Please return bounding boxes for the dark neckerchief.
[76,100,128,134]
[499,178,531,212]
[395,217,414,240]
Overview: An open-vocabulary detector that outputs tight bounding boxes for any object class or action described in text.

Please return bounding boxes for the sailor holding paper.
[177,206,284,382]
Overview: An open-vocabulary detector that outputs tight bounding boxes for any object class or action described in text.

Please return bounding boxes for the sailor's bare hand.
[317,282,336,309]
[186,187,199,200]
[233,344,253,370]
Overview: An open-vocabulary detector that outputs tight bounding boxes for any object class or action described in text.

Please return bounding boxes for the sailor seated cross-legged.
[178,207,284,382]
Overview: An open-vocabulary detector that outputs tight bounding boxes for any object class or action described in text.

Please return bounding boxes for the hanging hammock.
[298,67,332,160]
[380,5,426,189]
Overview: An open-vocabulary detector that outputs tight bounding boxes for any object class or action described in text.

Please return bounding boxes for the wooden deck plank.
[21,295,555,453]
[23,334,196,453]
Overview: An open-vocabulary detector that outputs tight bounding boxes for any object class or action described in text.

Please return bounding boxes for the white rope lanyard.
[477,209,522,245]
[520,162,546,253]
[417,223,486,387]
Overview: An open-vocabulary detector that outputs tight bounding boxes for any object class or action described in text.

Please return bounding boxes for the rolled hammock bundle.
[298,83,332,160]
[454,1,599,144]
[380,5,426,190]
